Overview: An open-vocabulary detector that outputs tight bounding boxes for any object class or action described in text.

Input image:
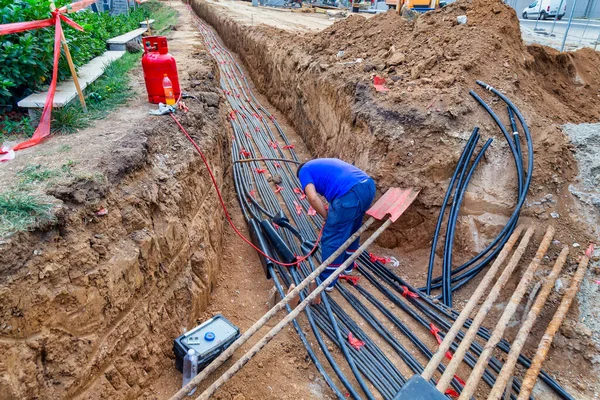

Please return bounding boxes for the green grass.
[0,116,35,142]
[0,190,55,237]
[142,0,178,33]
[17,164,60,185]
[49,51,141,133]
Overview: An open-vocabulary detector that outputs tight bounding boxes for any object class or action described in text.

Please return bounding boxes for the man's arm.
[304,183,328,219]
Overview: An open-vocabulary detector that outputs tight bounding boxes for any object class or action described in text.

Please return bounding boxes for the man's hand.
[304,184,328,219]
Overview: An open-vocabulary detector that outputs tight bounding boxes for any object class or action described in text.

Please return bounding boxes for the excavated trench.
[1,0,597,398]
[190,0,537,264]
[0,19,232,399]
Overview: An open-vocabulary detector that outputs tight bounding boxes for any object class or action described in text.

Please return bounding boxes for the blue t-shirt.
[298,158,370,202]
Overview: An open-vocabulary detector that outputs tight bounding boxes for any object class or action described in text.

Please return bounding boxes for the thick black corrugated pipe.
[442,138,493,306]
[426,127,479,295]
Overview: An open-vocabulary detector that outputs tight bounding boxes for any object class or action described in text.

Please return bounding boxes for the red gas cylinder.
[142,36,181,104]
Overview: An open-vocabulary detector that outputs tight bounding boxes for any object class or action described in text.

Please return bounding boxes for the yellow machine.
[384,0,440,11]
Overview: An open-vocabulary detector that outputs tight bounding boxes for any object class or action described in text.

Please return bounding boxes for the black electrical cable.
[426,127,479,295]
[442,138,493,306]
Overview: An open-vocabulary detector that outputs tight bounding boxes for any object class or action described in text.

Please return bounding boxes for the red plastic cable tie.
[369,253,391,264]
[274,185,283,193]
[339,275,360,286]
[401,286,419,299]
[244,131,251,138]
[229,111,236,120]
[348,333,365,350]
[249,190,257,198]
[293,188,303,195]
[268,141,279,149]
[273,222,280,231]
[283,144,295,150]
[445,389,460,398]
[299,194,306,200]
[273,162,281,168]
[586,243,594,258]
[429,323,453,360]
[307,206,317,216]
[255,168,266,174]
[269,115,275,121]
[454,375,466,386]
[239,149,251,158]
[294,201,302,216]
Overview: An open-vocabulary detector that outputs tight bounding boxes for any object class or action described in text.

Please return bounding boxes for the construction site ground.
[1,0,599,399]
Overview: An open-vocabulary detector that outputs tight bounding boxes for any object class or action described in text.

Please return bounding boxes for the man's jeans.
[319,178,376,288]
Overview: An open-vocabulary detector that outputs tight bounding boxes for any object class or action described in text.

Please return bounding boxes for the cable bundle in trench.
[425,85,533,308]
[183,5,572,399]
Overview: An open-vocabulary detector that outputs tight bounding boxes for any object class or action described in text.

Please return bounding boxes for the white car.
[522,0,567,20]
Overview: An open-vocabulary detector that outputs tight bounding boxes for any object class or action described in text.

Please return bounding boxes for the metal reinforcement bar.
[435,226,537,392]
[169,218,374,400]
[194,219,395,400]
[488,245,569,399]
[422,225,525,381]
[516,247,592,400]
[458,226,556,400]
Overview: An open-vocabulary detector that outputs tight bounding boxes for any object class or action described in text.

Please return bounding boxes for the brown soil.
[191,0,599,398]
[1,0,599,399]
[0,3,232,398]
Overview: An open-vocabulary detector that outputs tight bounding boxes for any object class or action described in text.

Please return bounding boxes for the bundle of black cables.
[424,81,534,307]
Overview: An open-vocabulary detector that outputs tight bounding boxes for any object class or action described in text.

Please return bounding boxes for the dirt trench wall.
[190,0,537,255]
[191,0,450,251]
[0,62,230,398]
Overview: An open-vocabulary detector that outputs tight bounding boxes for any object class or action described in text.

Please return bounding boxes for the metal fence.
[507,0,600,51]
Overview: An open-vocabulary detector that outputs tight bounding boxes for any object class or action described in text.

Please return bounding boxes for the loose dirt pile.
[303,0,600,124]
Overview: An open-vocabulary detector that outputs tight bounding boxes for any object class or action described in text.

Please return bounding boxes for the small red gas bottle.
[142,36,181,104]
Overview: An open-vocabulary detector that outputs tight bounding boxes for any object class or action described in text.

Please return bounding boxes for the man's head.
[296,162,306,179]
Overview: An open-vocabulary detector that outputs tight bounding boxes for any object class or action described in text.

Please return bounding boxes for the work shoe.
[344,262,358,275]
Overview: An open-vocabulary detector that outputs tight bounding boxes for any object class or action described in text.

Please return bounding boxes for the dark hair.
[296,162,306,179]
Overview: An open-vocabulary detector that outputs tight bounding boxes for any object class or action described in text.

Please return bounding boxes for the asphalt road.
[519,18,600,41]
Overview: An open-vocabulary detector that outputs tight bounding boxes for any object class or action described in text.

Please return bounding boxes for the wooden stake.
[60,31,88,113]
[421,225,525,381]
[435,226,536,391]
[50,0,87,112]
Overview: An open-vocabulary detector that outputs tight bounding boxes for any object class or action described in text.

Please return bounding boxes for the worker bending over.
[297,158,376,291]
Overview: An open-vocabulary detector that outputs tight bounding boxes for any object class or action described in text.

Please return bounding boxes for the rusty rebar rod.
[422,225,525,382]
[435,226,536,392]
[516,247,592,400]
[193,218,395,400]
[458,226,556,400]
[488,245,569,400]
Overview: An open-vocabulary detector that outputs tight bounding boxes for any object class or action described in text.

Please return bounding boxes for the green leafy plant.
[0,0,150,107]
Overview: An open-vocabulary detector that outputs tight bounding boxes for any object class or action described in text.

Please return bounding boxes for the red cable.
[169,113,323,267]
